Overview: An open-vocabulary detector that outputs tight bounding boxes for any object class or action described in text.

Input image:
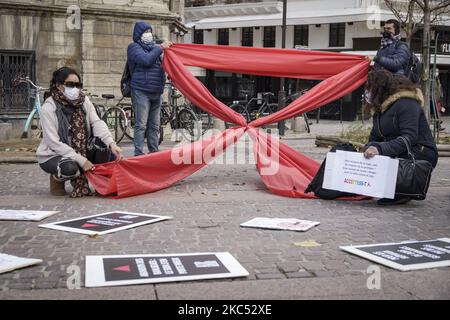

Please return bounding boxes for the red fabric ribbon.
[87,43,370,199]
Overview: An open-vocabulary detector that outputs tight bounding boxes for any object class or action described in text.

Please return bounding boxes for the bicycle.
[82,89,105,118]
[189,102,213,136]
[225,90,278,128]
[94,93,128,144]
[160,84,200,143]
[120,83,207,145]
[13,76,47,139]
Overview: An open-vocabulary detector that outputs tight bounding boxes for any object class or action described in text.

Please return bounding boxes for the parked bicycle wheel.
[94,103,106,119]
[177,108,199,141]
[225,104,249,129]
[24,110,42,140]
[120,105,135,140]
[188,103,213,135]
[102,107,127,144]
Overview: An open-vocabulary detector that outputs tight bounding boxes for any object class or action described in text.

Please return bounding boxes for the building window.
[218,29,229,45]
[241,27,253,47]
[263,26,276,47]
[294,25,309,47]
[329,23,345,47]
[193,29,204,44]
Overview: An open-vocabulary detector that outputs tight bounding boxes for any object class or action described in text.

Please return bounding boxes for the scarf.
[381,33,401,49]
[52,89,92,198]
[137,40,163,64]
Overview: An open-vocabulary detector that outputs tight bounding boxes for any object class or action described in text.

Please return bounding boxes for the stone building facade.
[0,0,186,136]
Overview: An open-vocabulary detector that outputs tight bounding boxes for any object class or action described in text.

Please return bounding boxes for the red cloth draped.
[87,43,370,199]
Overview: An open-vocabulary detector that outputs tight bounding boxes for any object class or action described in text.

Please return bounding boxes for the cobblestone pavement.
[0,120,449,299]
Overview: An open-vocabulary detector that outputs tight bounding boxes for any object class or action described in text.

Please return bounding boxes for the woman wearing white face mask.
[36,67,123,197]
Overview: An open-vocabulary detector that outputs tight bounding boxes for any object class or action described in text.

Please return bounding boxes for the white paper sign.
[0,210,59,221]
[240,217,320,232]
[0,253,42,274]
[85,252,249,287]
[323,150,399,199]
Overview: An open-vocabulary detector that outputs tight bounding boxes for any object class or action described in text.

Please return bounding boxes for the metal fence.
[0,50,35,115]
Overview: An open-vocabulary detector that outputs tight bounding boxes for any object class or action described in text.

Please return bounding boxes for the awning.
[189,8,395,30]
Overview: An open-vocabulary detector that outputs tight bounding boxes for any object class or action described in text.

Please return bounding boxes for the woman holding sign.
[363,70,438,205]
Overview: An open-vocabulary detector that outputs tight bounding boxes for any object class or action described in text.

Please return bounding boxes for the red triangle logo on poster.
[112,265,131,272]
[81,223,98,228]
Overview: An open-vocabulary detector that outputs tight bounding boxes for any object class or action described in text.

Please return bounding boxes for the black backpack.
[396,42,422,84]
[407,52,422,84]
[304,143,358,200]
[120,61,132,98]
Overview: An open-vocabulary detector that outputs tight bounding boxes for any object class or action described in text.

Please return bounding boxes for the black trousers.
[40,138,115,181]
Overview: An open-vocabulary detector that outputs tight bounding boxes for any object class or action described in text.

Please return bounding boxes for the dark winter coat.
[374,40,410,76]
[365,89,438,168]
[127,21,165,94]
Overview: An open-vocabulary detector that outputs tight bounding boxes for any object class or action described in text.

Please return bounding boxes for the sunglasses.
[64,81,83,89]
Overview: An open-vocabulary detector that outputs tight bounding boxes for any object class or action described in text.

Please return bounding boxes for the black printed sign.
[103,254,229,282]
[39,211,171,235]
[341,238,450,271]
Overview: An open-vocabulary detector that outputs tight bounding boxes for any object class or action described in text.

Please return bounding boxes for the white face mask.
[141,32,153,44]
[63,86,80,101]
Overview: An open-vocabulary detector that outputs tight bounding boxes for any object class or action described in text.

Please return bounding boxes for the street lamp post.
[277,0,287,136]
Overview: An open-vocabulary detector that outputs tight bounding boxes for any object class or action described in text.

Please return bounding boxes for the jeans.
[131,88,162,156]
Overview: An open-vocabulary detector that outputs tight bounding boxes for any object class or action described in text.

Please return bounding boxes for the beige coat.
[36,96,114,166]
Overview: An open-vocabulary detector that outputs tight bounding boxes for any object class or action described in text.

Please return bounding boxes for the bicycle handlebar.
[13,76,47,92]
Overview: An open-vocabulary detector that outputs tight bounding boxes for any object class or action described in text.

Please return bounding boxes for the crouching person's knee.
[56,158,80,180]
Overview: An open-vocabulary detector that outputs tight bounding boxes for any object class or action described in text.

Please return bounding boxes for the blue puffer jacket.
[374,40,410,76]
[127,21,165,94]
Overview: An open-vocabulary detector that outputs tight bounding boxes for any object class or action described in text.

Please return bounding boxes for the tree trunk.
[421,0,432,121]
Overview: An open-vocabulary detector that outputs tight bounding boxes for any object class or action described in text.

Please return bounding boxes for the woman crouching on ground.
[36,67,122,197]
[363,69,438,205]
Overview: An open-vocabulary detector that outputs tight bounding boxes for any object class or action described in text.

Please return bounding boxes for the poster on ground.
[323,150,399,199]
[240,217,320,232]
[341,238,450,271]
[0,253,42,274]
[85,252,249,287]
[0,210,59,221]
[39,211,171,235]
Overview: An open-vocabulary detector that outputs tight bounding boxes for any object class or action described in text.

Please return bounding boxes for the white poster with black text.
[323,150,399,199]
[85,252,249,287]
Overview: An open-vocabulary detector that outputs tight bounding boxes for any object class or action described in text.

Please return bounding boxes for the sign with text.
[241,217,320,232]
[39,211,171,235]
[0,210,59,221]
[341,238,450,271]
[323,151,399,199]
[0,253,42,274]
[85,252,249,287]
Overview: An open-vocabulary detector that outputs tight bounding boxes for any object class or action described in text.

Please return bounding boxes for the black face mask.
[381,30,393,38]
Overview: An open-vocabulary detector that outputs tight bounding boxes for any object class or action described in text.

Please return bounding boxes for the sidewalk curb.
[0,157,37,163]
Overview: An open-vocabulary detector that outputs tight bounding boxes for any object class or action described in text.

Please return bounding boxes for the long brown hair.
[365,69,418,113]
